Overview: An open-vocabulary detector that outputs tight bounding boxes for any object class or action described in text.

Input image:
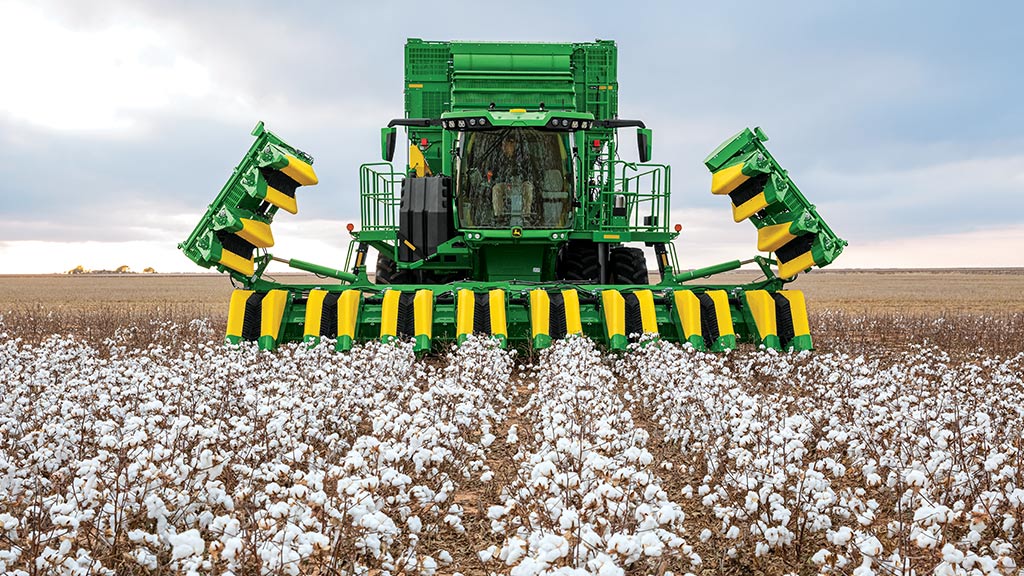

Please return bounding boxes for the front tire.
[557,240,600,282]
[609,247,649,284]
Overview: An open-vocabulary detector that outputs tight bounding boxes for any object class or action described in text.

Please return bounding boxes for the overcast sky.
[1,0,1022,273]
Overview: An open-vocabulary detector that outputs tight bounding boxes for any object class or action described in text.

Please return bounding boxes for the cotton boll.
[167,529,205,560]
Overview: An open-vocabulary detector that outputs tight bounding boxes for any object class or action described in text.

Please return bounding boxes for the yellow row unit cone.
[304,289,362,351]
[456,289,508,347]
[672,290,737,352]
[529,289,583,349]
[379,289,434,352]
[602,289,658,351]
[741,290,812,351]
[225,289,289,350]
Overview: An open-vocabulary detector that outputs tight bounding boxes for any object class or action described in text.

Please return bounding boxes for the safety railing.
[359,163,403,232]
[591,161,671,232]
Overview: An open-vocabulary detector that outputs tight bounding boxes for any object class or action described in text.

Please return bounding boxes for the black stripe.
[772,293,795,348]
[396,292,416,338]
[623,293,644,341]
[775,234,816,264]
[548,292,567,340]
[473,292,491,334]
[319,292,341,338]
[241,292,266,341]
[728,172,769,208]
[696,293,720,348]
[216,230,255,260]
[260,168,299,197]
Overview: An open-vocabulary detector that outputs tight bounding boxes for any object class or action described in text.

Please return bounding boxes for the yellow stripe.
[779,290,810,336]
[355,251,364,267]
[711,162,749,196]
[489,289,507,338]
[226,290,254,338]
[413,290,433,339]
[408,83,423,88]
[603,234,620,240]
[529,290,550,339]
[403,239,416,251]
[706,290,735,337]
[280,154,318,186]
[562,290,583,335]
[777,251,816,279]
[260,290,288,340]
[218,250,254,276]
[732,191,768,222]
[601,290,625,339]
[744,290,777,340]
[237,218,275,248]
[672,290,702,340]
[634,289,658,334]
[510,108,527,113]
[380,290,401,339]
[757,222,797,253]
[264,186,298,214]
[456,289,475,339]
[303,289,328,338]
[337,290,361,339]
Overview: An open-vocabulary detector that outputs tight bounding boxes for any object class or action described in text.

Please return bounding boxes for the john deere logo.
[511,227,522,238]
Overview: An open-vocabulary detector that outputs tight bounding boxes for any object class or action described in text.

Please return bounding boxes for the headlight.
[550,118,559,126]
[571,120,579,129]
[469,118,476,126]
[479,118,487,126]
[458,120,465,128]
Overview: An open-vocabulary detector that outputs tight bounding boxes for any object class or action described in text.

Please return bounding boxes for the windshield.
[456,128,573,229]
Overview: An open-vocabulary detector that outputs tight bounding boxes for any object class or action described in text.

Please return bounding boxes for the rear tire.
[557,240,600,282]
[375,255,414,284]
[610,247,649,285]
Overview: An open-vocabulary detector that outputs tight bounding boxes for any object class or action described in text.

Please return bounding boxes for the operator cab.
[455,127,573,230]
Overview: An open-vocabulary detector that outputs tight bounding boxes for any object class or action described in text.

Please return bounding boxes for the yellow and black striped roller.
[529,289,583,349]
[379,289,434,352]
[602,289,658,351]
[224,289,289,350]
[240,143,319,215]
[203,207,278,277]
[456,289,508,347]
[672,290,737,352]
[304,289,362,351]
[742,290,812,351]
[710,157,785,223]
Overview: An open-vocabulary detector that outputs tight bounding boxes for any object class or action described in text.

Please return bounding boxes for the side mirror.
[637,128,653,163]
[381,127,397,162]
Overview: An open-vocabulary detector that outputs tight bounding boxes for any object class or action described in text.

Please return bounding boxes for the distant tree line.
[66,265,157,274]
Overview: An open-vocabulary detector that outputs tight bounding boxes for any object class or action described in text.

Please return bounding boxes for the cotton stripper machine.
[179,39,846,353]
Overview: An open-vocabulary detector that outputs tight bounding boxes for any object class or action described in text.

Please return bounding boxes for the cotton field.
[1,315,1023,575]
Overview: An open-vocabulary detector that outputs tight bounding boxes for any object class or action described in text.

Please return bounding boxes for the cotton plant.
[1,318,1023,575]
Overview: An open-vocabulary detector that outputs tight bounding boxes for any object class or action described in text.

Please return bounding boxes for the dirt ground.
[2,269,1022,316]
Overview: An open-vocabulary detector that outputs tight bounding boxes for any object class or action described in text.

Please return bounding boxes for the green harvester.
[179,39,846,353]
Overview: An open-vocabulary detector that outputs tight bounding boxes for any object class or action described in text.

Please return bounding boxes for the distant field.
[2,269,1022,315]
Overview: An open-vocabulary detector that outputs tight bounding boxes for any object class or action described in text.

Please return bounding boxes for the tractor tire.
[610,247,649,285]
[374,255,415,285]
[557,240,600,282]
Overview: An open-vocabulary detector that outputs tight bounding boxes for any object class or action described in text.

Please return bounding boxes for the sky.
[1,0,1022,274]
